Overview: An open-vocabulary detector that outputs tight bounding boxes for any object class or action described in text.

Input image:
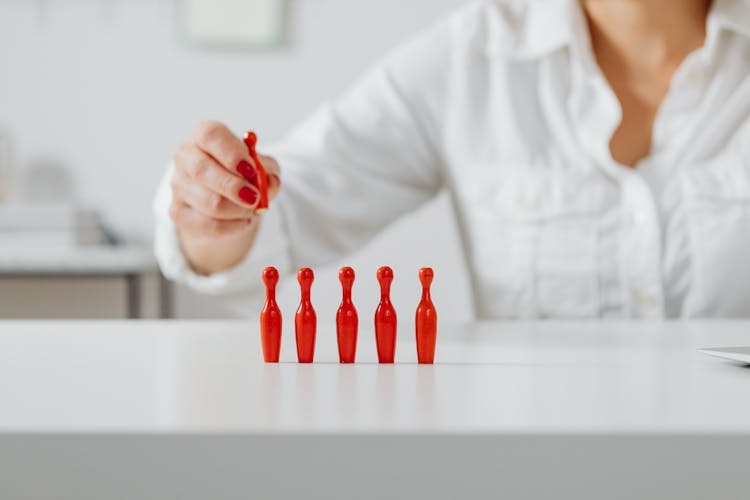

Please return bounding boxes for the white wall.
[0,0,474,321]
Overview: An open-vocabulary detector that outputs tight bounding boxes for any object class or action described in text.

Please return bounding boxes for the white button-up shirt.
[154,0,750,318]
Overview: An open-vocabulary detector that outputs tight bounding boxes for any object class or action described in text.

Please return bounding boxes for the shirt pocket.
[680,151,750,316]
[458,164,616,319]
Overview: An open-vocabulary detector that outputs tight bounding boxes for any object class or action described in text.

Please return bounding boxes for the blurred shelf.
[0,245,158,275]
[0,245,170,319]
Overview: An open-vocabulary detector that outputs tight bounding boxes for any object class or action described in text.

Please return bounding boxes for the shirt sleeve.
[154,17,451,295]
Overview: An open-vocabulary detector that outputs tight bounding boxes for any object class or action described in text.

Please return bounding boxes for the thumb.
[259,154,281,199]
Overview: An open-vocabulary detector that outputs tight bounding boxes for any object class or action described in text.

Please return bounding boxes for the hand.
[170,121,281,240]
[169,121,281,274]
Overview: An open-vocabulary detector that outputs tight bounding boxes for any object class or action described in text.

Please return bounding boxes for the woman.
[154,0,750,318]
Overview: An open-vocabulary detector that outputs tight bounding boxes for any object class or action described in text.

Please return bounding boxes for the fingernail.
[239,186,258,205]
[236,160,257,183]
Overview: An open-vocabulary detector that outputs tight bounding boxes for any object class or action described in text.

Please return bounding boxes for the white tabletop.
[1,319,749,434]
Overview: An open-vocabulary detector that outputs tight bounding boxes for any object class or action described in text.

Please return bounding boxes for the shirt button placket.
[621,176,665,318]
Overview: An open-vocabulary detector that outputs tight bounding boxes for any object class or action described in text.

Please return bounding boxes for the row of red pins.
[260,266,437,364]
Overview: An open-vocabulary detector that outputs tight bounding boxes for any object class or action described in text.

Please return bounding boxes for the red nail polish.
[236,160,257,184]
[239,186,258,205]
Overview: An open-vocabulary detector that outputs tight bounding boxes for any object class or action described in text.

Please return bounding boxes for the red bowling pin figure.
[415,268,437,364]
[374,266,397,363]
[260,267,282,363]
[243,131,269,211]
[336,266,358,363]
[295,268,316,363]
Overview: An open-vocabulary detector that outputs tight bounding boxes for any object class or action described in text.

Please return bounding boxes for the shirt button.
[634,289,656,305]
[685,67,702,83]
[518,196,533,210]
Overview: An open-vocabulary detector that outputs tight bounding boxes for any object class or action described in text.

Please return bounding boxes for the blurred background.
[0,0,472,321]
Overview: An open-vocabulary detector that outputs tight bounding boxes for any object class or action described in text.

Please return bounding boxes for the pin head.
[298,267,314,287]
[262,266,279,288]
[339,266,355,288]
[244,131,258,150]
[376,266,393,288]
[419,267,433,288]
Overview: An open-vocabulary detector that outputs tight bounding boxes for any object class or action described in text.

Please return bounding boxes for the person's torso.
[442,0,750,318]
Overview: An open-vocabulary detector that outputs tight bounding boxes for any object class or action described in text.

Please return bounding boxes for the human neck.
[584,0,710,77]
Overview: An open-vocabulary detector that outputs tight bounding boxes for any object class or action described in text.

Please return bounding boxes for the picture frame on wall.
[178,0,285,50]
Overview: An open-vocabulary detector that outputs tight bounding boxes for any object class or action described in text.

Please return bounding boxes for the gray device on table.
[699,347,750,364]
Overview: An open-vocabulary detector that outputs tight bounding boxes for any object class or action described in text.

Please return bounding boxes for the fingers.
[170,122,285,245]
[171,174,255,220]
[192,121,283,197]
[169,200,253,239]
[193,121,257,181]
[175,144,260,210]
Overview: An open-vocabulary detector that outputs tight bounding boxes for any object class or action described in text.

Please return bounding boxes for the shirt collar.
[708,0,750,41]
[481,0,578,60]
